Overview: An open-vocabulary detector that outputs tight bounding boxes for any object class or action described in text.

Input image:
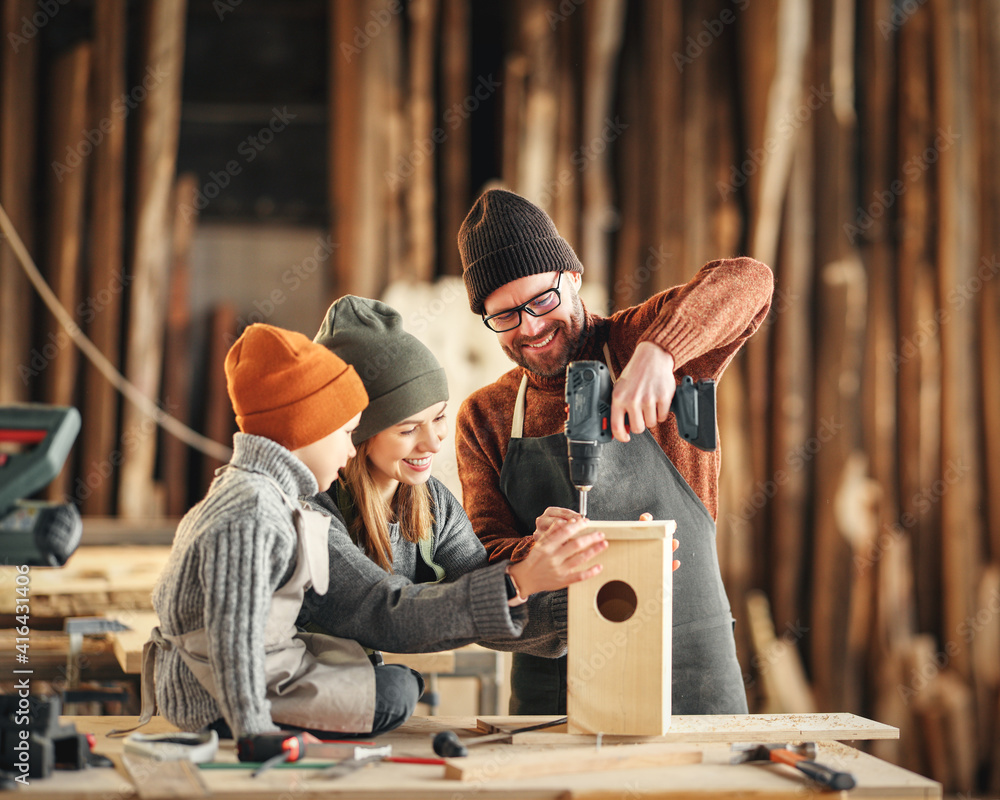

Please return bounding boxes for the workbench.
[13,714,941,799]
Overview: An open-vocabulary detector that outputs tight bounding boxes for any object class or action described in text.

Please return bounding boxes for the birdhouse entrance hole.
[595,579,638,622]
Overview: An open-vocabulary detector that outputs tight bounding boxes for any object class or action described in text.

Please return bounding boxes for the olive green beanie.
[314,296,448,444]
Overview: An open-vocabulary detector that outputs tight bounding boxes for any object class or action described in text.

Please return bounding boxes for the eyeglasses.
[482,273,563,333]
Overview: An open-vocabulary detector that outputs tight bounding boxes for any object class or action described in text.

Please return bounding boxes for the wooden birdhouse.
[567,520,675,736]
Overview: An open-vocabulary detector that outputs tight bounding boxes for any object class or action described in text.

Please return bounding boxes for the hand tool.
[238,731,429,777]
[0,405,82,566]
[123,731,219,763]
[730,742,857,790]
[565,362,716,515]
[432,716,569,757]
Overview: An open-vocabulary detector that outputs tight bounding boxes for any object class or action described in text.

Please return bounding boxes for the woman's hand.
[509,517,607,598]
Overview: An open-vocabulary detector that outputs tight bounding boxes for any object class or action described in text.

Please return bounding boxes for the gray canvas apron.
[115,471,376,736]
[501,354,747,716]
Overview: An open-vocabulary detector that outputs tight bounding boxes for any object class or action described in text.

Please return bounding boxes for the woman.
[298,296,611,683]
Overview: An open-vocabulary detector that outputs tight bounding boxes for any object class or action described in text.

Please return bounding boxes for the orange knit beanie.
[225,323,368,450]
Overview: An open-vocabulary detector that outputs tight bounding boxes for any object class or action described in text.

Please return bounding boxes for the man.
[455,188,773,715]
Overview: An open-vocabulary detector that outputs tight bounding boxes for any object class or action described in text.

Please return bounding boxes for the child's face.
[294,411,363,491]
[366,402,448,489]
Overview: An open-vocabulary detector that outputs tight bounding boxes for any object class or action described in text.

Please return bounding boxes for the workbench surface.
[14,715,941,799]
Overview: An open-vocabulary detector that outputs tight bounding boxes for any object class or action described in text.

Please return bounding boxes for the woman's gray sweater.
[300,478,568,657]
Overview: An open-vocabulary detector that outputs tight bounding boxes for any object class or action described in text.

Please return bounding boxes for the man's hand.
[638,511,680,571]
[610,342,676,442]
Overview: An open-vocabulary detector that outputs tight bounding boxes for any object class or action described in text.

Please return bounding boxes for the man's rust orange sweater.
[456,256,774,564]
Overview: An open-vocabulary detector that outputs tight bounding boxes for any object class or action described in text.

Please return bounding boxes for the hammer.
[731,742,857,791]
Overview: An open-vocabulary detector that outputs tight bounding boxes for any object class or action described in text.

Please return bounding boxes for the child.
[139,324,421,740]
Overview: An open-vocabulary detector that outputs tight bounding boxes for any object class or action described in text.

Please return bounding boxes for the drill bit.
[579,489,588,517]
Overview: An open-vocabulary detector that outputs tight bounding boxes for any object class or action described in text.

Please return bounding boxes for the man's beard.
[500,291,585,378]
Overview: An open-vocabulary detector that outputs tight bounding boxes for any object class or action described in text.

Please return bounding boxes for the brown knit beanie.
[457,188,584,314]
[225,323,368,451]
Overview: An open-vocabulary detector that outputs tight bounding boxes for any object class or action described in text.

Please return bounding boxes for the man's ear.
[566,271,583,291]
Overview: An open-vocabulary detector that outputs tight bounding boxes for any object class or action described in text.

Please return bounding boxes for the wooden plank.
[329,0,362,297]
[930,0,982,682]
[43,41,91,501]
[516,0,558,204]
[767,119,814,634]
[0,547,172,615]
[123,753,210,799]
[161,174,198,516]
[477,712,899,743]
[444,743,701,782]
[577,520,676,541]
[118,0,188,519]
[438,0,470,277]
[809,258,866,712]
[405,0,439,282]
[578,0,625,291]
[0,0,39,404]
[645,0,684,291]
[80,0,128,516]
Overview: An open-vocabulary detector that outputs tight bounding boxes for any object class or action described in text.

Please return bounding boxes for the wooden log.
[0,0,39,405]
[118,0,188,519]
[161,174,198,516]
[405,0,439,283]
[438,0,470,276]
[930,0,982,681]
[80,0,128,516]
[43,41,91,500]
[329,0,363,297]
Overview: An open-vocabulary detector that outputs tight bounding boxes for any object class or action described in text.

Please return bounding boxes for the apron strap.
[107,630,164,737]
[511,373,529,439]
[602,343,618,383]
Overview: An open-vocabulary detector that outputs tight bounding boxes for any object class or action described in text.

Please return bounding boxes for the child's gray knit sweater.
[152,433,316,735]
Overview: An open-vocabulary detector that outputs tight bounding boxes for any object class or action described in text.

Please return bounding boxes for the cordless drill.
[564,361,717,515]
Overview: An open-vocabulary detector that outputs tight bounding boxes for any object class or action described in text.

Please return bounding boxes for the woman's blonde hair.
[339,438,433,571]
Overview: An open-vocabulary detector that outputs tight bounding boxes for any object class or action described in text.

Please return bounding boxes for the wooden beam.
[80,0,128,516]
[0,0,39,404]
[43,41,91,500]
[118,0,187,519]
